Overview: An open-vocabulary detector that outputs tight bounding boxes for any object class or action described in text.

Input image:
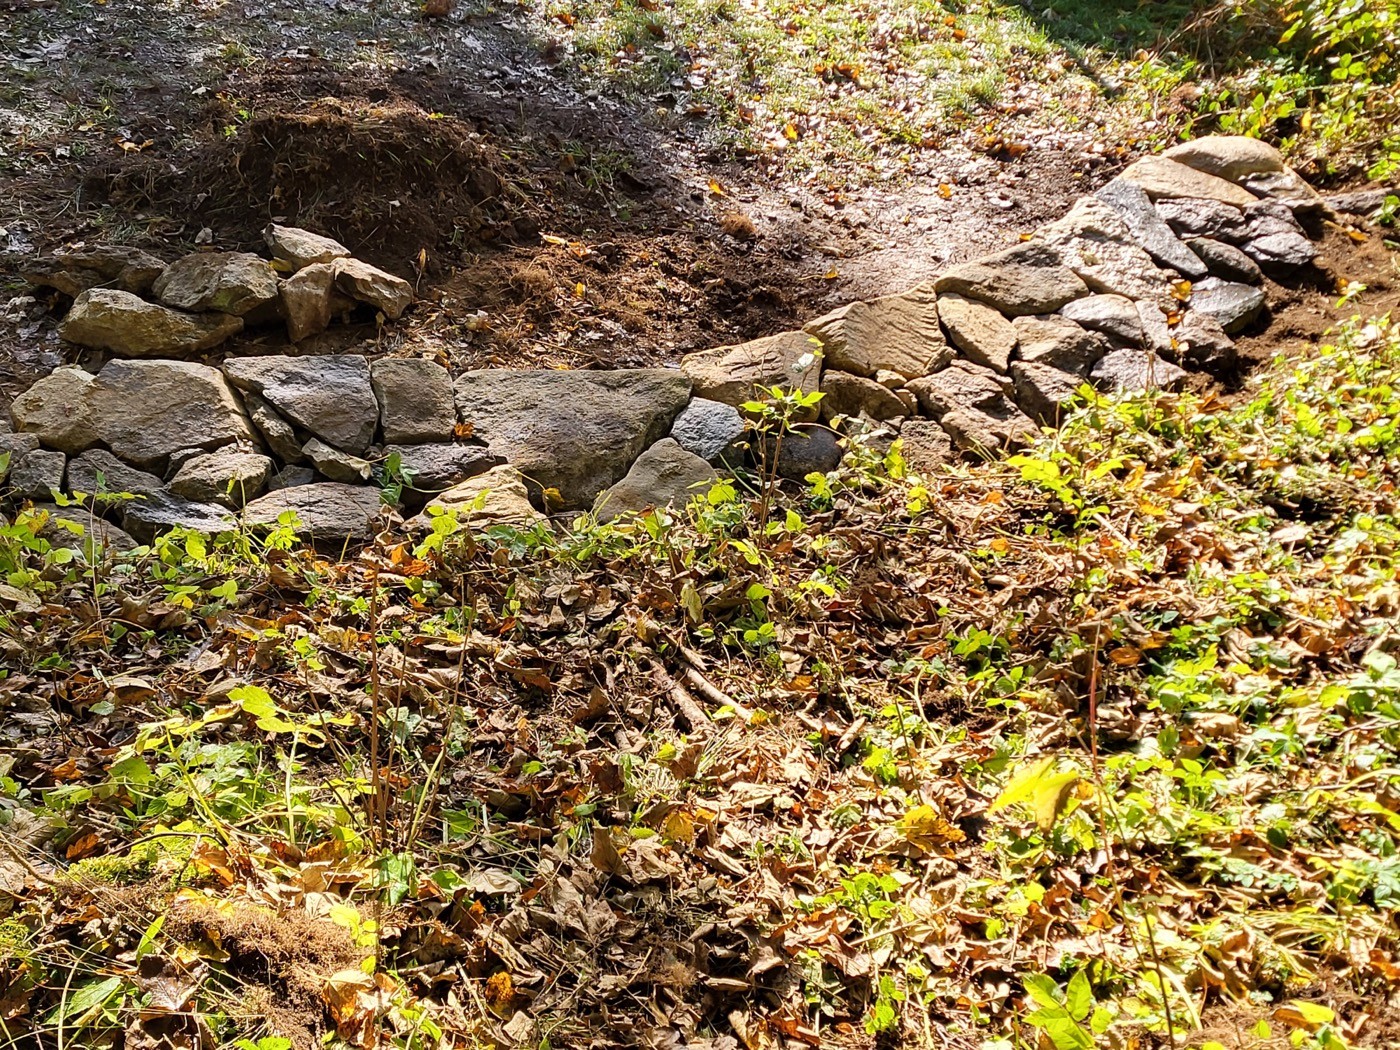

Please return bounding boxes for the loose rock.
[10,367,100,454]
[332,258,414,320]
[242,483,384,542]
[1090,349,1188,392]
[66,449,163,503]
[1037,196,1177,304]
[9,449,65,500]
[412,465,545,530]
[263,224,351,271]
[28,503,137,555]
[152,252,280,317]
[372,358,457,444]
[168,449,274,508]
[1118,156,1259,207]
[1093,178,1209,278]
[669,399,747,463]
[898,419,954,474]
[303,438,372,484]
[21,246,166,298]
[804,283,950,378]
[1175,312,1238,374]
[1154,198,1248,243]
[1240,168,1328,214]
[1242,232,1318,271]
[59,289,243,357]
[224,355,378,454]
[906,360,1009,418]
[1162,135,1285,182]
[934,242,1088,316]
[385,443,500,491]
[767,424,844,481]
[1011,361,1083,426]
[937,292,1017,372]
[1060,294,1145,347]
[454,368,693,509]
[244,392,304,465]
[819,371,909,423]
[280,263,341,342]
[1136,303,1176,356]
[1187,238,1263,284]
[1190,277,1267,333]
[680,331,822,409]
[939,404,1038,457]
[121,489,238,541]
[595,438,718,523]
[1012,314,1111,375]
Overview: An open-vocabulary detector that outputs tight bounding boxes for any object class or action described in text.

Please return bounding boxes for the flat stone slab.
[1163,135,1285,182]
[804,283,950,379]
[937,292,1017,372]
[264,223,351,271]
[1190,277,1266,333]
[332,258,413,320]
[680,331,822,408]
[1012,314,1110,375]
[411,465,545,530]
[10,366,100,454]
[1187,238,1262,284]
[372,358,457,444]
[1037,196,1178,304]
[152,252,280,316]
[1091,349,1188,392]
[934,242,1088,317]
[1118,156,1259,207]
[1011,361,1083,426]
[1093,177,1208,279]
[819,370,909,423]
[385,443,500,491]
[59,289,242,357]
[454,368,692,509]
[224,355,378,454]
[21,246,166,298]
[595,438,717,523]
[242,483,385,542]
[1060,294,1145,348]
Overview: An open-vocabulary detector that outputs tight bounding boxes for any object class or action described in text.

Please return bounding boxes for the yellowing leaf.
[989,756,1081,831]
[899,803,966,849]
[1274,1001,1335,1032]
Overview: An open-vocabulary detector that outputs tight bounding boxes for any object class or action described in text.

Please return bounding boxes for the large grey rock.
[1186,238,1262,284]
[1243,199,1309,241]
[410,466,545,531]
[1090,349,1188,392]
[819,370,908,423]
[21,246,166,298]
[241,483,384,542]
[121,489,238,541]
[804,284,950,379]
[934,242,1088,317]
[1154,198,1248,243]
[10,367,100,454]
[1190,277,1266,334]
[938,404,1038,457]
[152,252,280,317]
[263,224,351,271]
[898,419,954,475]
[681,331,821,409]
[1060,294,1144,348]
[908,361,1036,455]
[595,439,718,523]
[1240,168,1327,214]
[1242,232,1318,271]
[9,449,65,500]
[303,438,372,484]
[29,503,138,556]
[1118,156,1258,207]
[669,398,746,463]
[1093,178,1208,278]
[1163,136,1285,182]
[937,292,1016,372]
[280,262,341,342]
[1325,189,1391,217]
[0,433,40,484]
[453,369,693,509]
[66,449,163,503]
[1012,314,1110,375]
[371,358,456,444]
[59,289,242,357]
[244,392,304,464]
[384,443,500,491]
[1175,312,1238,374]
[88,360,256,469]
[168,448,273,508]
[224,355,377,455]
[907,360,1008,419]
[332,258,413,320]
[267,465,316,491]
[1036,197,1177,304]
[766,424,843,481]
[1010,362,1083,426]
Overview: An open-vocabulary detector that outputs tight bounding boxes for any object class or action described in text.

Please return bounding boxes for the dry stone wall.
[0,137,1342,549]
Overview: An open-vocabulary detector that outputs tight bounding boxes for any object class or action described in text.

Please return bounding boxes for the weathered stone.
[669,398,747,464]
[1241,232,1318,271]
[152,252,280,317]
[411,465,545,530]
[66,449,163,503]
[906,360,1008,419]
[937,292,1016,372]
[224,355,378,454]
[28,503,138,555]
[939,404,1038,457]
[595,438,718,523]
[819,370,908,423]
[1090,349,1188,392]
[371,358,456,444]
[1118,156,1259,207]
[1154,198,1248,243]
[804,283,950,379]
[121,489,238,541]
[0,433,39,483]
[384,443,500,491]
[453,369,693,509]
[1060,294,1145,347]
[1010,362,1083,426]
[332,258,414,320]
[767,424,843,481]
[244,392,304,464]
[681,331,822,410]
[1190,277,1266,334]
[1136,303,1176,356]
[88,360,256,469]
[10,367,99,454]
[873,369,905,389]
[280,262,336,342]
[303,438,372,484]
[1163,136,1285,182]
[9,449,65,499]
[934,242,1088,316]
[1175,312,1238,374]
[168,449,273,508]
[20,246,166,298]
[59,289,243,357]
[263,224,351,271]
[898,419,954,474]
[242,483,384,542]
[267,465,316,491]
[1093,177,1209,278]
[1186,238,1263,284]
[1037,197,1177,304]
[1243,199,1309,240]
[1325,189,1391,217]
[1012,314,1111,375]
[1240,168,1327,214]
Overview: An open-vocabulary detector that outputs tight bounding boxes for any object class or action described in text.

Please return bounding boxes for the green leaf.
[1022,973,1064,1008]
[46,976,125,1024]
[136,914,166,960]
[989,756,1081,831]
[1064,969,1093,1022]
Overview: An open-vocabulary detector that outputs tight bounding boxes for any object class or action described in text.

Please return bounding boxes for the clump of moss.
[65,835,195,888]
